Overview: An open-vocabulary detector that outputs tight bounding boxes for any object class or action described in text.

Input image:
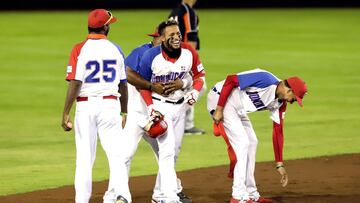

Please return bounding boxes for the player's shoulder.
[69,40,88,57]
[238,68,280,85]
[72,40,87,51]
[107,41,125,58]
[239,68,277,77]
[132,43,153,55]
[142,45,161,59]
[181,42,197,55]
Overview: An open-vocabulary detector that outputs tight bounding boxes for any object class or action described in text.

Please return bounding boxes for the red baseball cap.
[88,9,117,28]
[147,26,160,37]
[287,76,307,107]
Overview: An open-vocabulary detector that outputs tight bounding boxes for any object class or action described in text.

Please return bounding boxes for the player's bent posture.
[117,23,193,203]
[61,9,128,203]
[207,69,307,203]
[135,20,205,203]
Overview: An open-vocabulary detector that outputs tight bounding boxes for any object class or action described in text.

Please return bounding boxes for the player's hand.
[147,104,163,120]
[184,89,200,105]
[276,163,288,187]
[163,78,184,95]
[62,114,73,131]
[151,83,166,95]
[212,107,224,124]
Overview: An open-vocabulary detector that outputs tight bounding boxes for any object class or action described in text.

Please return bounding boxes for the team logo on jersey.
[197,63,204,72]
[151,71,186,83]
[67,65,72,73]
[246,91,266,111]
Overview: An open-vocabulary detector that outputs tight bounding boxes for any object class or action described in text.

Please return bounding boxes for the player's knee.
[238,139,250,150]
[158,151,175,161]
[250,138,258,146]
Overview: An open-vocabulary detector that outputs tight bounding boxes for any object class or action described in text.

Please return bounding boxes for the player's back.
[213,69,281,113]
[68,37,126,97]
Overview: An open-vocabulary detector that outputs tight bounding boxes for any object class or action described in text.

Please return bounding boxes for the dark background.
[1,0,359,10]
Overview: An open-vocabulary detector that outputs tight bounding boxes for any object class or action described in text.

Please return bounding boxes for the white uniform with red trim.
[66,34,127,203]
[134,43,205,203]
[206,69,286,201]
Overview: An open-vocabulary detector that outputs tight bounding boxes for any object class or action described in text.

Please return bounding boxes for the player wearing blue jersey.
[207,69,307,203]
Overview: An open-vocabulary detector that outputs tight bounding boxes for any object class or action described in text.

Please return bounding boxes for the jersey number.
[85,60,116,83]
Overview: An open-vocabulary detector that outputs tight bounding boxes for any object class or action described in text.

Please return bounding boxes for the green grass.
[0,9,359,195]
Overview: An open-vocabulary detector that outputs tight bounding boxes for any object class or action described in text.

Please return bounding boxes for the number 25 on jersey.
[85,60,117,83]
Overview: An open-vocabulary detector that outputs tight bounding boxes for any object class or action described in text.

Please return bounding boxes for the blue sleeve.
[125,49,141,72]
[237,71,279,90]
[111,42,126,60]
[111,42,127,83]
[138,50,154,81]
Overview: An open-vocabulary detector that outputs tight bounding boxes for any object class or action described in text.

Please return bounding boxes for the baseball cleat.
[184,127,205,135]
[115,195,128,203]
[251,197,272,203]
[177,192,192,203]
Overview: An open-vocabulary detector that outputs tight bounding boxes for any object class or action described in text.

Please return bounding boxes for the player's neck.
[161,43,181,59]
[275,81,285,100]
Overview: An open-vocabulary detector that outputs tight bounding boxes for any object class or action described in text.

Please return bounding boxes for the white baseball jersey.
[207,68,288,201]
[138,43,205,102]
[212,69,284,124]
[66,34,127,97]
[65,34,127,203]
[134,42,205,202]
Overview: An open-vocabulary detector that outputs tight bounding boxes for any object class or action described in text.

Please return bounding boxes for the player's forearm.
[126,67,152,90]
[272,122,284,162]
[272,104,287,162]
[217,75,239,107]
[192,77,204,91]
[118,82,128,113]
[139,89,153,106]
[63,80,82,115]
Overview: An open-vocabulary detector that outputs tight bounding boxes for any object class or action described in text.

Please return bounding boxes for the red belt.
[76,95,118,102]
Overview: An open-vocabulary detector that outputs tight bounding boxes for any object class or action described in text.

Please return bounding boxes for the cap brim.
[147,33,160,37]
[295,95,303,107]
[108,16,117,25]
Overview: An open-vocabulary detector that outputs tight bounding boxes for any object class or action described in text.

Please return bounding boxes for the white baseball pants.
[207,89,261,201]
[74,97,125,203]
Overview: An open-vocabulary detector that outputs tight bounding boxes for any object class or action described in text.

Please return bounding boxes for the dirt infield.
[1,154,359,203]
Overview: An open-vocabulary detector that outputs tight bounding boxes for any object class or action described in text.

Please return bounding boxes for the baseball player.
[116,23,193,203]
[169,0,206,135]
[136,20,205,203]
[207,69,307,203]
[61,9,128,203]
